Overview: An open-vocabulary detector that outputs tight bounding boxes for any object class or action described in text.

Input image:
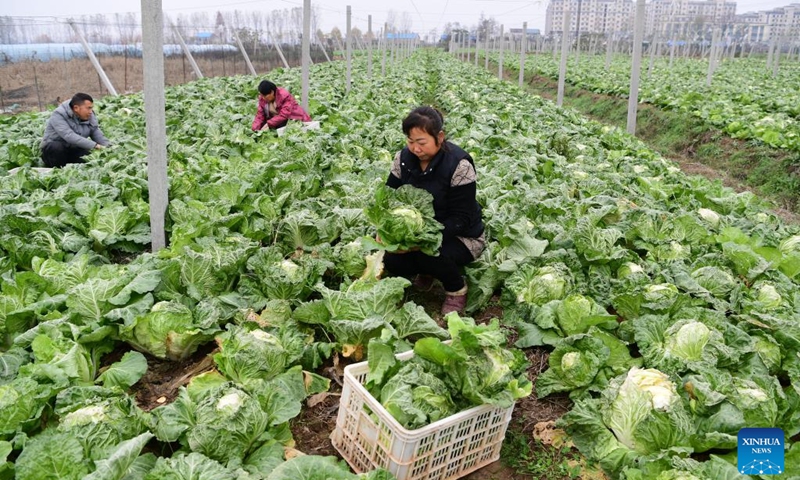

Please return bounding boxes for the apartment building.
[545,0,634,36]
[646,0,735,36]
[737,3,800,43]
[545,0,798,43]
[545,0,735,37]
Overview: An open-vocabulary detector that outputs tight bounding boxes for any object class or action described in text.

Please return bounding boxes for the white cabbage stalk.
[561,352,580,370]
[737,387,768,402]
[249,329,279,344]
[648,284,670,293]
[626,368,677,411]
[698,208,720,226]
[668,241,686,255]
[279,259,300,279]
[62,405,107,427]
[391,207,424,226]
[757,284,782,307]
[617,262,644,279]
[217,392,244,414]
[644,283,678,301]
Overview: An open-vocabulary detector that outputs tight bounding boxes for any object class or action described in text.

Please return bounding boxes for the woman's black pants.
[383,236,473,292]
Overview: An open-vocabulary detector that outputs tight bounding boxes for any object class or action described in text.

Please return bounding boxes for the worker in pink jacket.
[251,80,312,131]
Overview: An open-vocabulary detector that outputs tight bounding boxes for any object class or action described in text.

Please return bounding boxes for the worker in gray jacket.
[41,93,110,168]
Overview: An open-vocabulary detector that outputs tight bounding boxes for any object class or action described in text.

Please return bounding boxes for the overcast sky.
[1,0,794,34]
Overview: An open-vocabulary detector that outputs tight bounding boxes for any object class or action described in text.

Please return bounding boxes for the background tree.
[329,26,343,49]
[0,16,20,44]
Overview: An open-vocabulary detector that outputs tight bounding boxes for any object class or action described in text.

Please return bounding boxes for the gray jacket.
[41,100,110,150]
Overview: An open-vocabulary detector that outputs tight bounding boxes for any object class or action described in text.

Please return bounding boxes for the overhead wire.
[408,0,426,32]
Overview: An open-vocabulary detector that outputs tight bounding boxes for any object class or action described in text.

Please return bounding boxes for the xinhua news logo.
[738,428,784,475]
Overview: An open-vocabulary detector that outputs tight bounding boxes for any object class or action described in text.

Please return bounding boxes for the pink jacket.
[251,87,311,131]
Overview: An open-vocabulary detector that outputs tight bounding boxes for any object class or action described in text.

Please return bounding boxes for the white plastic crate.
[331,349,515,480]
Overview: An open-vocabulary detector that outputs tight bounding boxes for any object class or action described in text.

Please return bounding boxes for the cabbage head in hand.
[364,184,443,256]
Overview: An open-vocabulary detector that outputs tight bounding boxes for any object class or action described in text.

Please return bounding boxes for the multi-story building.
[545,0,798,43]
[736,3,800,43]
[737,11,766,42]
[545,0,634,36]
[546,0,736,37]
[645,0,735,37]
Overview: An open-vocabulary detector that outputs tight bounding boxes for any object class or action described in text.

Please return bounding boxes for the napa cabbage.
[363,184,443,256]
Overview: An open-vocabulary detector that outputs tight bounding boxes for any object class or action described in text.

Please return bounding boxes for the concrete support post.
[301,0,310,112]
[381,24,388,76]
[316,33,331,62]
[270,33,290,69]
[69,20,118,94]
[170,23,203,79]
[498,25,505,79]
[518,22,527,88]
[346,6,352,93]
[627,0,645,135]
[232,26,257,75]
[367,15,373,78]
[140,0,168,251]
[557,10,571,107]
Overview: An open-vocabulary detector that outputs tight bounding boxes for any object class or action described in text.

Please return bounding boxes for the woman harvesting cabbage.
[380,106,485,315]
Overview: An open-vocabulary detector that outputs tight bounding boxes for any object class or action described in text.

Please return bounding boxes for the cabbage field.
[0,48,799,479]
[495,52,800,153]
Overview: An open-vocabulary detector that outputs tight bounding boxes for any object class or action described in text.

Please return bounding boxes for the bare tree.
[268,9,288,44]
[290,7,302,45]
[249,10,264,52]
[115,13,138,44]
[399,12,412,33]
[316,28,327,47]
[215,11,226,42]
[350,27,363,45]
[0,16,19,44]
[477,15,497,40]
[309,6,321,46]
[75,15,91,43]
[189,12,211,39]
[386,10,398,31]
[329,26,343,48]
[90,14,111,43]
[384,10,412,33]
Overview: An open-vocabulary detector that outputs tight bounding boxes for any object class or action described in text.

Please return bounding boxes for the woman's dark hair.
[69,92,93,108]
[402,106,445,145]
[258,80,277,96]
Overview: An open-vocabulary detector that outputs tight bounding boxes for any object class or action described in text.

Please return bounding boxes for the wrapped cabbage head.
[118,301,220,361]
[603,367,692,455]
[364,184,443,256]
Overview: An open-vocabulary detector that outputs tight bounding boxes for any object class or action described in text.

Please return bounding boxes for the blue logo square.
[738,428,784,475]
